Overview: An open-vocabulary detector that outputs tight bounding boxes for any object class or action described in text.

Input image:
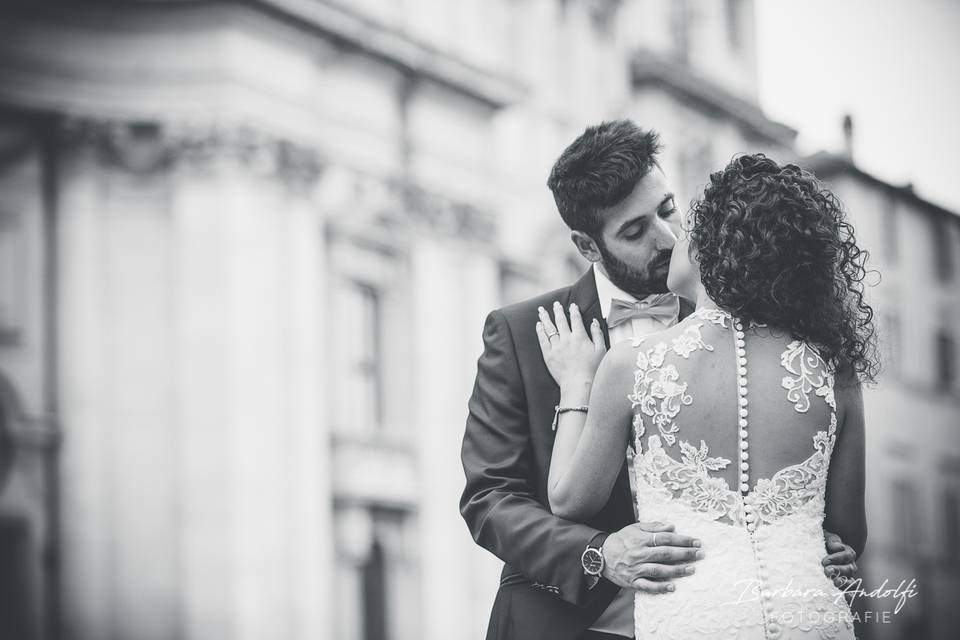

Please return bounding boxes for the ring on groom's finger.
[652,533,658,546]
[546,330,559,340]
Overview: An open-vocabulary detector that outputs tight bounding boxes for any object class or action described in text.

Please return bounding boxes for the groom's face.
[592,168,680,296]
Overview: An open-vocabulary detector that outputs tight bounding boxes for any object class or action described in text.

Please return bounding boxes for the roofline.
[631,50,797,146]
[804,151,958,220]
[254,0,526,109]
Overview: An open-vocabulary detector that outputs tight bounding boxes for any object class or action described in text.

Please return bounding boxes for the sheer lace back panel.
[629,308,853,640]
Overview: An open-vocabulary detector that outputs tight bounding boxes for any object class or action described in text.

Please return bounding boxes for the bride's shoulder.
[603,316,699,366]
[640,313,713,346]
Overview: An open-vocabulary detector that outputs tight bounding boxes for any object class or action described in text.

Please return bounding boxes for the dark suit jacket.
[460,270,636,640]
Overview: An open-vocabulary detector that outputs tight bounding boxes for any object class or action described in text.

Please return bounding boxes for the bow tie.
[606,294,680,329]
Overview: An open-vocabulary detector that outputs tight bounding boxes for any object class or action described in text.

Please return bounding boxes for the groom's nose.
[653,220,678,250]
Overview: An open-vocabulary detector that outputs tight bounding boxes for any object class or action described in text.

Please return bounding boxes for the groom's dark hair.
[547,120,662,238]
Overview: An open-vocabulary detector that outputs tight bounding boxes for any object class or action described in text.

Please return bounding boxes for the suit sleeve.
[459,310,604,606]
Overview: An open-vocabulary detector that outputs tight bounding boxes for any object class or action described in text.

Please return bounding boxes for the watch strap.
[587,532,610,551]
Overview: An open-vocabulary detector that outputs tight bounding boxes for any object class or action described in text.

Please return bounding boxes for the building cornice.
[631,50,797,146]
[805,151,958,221]
[59,116,325,191]
[253,0,526,109]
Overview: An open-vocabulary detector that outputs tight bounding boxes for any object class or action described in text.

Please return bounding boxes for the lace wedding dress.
[629,308,855,640]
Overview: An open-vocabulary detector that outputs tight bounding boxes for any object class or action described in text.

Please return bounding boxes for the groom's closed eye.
[658,196,677,219]
[623,220,649,240]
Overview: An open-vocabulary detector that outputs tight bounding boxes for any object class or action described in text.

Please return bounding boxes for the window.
[883,310,901,375]
[670,0,692,64]
[0,516,34,639]
[891,479,922,556]
[882,195,898,265]
[338,280,383,432]
[589,2,614,38]
[679,141,713,206]
[362,539,388,640]
[935,329,956,392]
[932,215,955,282]
[0,209,25,344]
[944,488,959,565]
[334,505,416,640]
[725,0,744,52]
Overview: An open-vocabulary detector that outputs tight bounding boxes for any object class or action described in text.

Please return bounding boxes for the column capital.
[59,117,325,190]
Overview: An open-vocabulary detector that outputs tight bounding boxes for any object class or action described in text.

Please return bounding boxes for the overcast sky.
[755,0,960,212]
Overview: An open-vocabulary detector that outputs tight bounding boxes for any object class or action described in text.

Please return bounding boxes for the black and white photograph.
[0,1,957,639]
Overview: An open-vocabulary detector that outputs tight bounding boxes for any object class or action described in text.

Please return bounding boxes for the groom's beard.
[597,240,672,296]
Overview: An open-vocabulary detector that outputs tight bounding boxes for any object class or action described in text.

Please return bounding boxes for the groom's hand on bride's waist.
[822,530,859,590]
[601,521,704,594]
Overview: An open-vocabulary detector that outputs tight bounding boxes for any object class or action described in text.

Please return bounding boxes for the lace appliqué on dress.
[628,340,693,446]
[631,320,840,530]
[628,316,852,640]
[780,340,836,412]
[637,435,740,522]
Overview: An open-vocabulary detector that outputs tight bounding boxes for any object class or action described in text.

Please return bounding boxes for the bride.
[536,154,874,639]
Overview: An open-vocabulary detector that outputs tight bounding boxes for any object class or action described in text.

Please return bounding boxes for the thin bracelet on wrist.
[552,404,589,431]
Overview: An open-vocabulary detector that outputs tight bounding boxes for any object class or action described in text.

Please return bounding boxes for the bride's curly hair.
[688,154,879,382]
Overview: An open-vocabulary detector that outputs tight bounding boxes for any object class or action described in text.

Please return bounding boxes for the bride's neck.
[694,287,720,311]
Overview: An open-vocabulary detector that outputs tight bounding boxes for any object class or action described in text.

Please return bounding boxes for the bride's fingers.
[551,301,570,337]
[568,303,585,336]
[537,306,557,341]
[535,322,551,353]
[590,318,605,352]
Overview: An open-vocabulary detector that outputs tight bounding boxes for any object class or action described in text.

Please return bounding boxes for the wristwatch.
[581,532,610,576]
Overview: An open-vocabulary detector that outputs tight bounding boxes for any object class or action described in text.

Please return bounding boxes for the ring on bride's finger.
[546,331,559,340]
[652,533,658,546]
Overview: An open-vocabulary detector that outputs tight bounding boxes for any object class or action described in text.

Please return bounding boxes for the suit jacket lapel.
[569,268,610,348]
[567,268,629,499]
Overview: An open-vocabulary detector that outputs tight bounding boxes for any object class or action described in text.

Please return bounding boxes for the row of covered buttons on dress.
[733,319,781,639]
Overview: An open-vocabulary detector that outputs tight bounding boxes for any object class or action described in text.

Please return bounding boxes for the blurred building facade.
[806,150,960,640]
[0,1,955,640]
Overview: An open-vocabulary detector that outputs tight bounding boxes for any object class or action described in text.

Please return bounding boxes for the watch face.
[582,547,604,575]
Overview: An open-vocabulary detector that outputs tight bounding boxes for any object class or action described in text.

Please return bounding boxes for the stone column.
[56,120,335,640]
[407,195,503,640]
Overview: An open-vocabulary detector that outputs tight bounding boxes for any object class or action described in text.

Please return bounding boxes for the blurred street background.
[0,1,957,639]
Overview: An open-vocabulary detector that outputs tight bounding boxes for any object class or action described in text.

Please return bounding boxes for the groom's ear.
[571,230,602,263]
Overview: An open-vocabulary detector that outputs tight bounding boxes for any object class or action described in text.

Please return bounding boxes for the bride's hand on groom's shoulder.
[601,521,705,594]
[536,302,606,393]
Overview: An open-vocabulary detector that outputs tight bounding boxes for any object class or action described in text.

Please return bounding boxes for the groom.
[460,120,858,640]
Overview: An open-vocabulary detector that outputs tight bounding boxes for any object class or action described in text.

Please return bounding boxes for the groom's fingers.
[635,563,696,579]
[821,547,856,567]
[644,531,701,548]
[823,531,843,551]
[631,578,675,594]
[637,521,675,532]
[640,545,703,565]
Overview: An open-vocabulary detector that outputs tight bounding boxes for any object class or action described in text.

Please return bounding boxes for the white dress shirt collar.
[592,264,638,319]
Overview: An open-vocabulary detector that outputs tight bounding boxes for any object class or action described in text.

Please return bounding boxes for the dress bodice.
[628,308,854,640]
